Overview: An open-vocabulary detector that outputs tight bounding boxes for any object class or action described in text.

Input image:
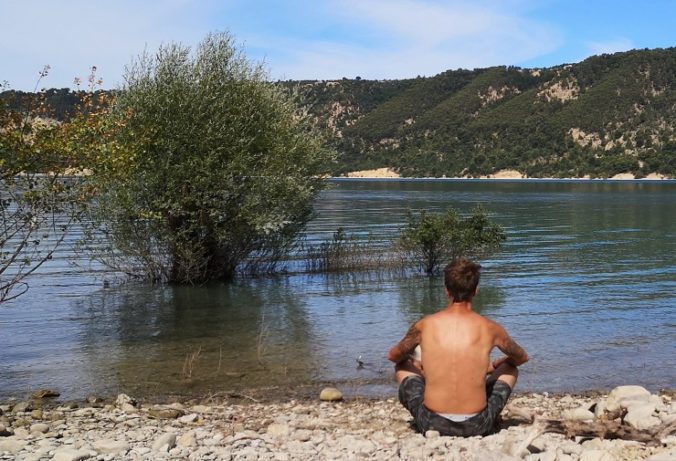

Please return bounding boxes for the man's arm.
[494,324,529,367]
[387,321,422,364]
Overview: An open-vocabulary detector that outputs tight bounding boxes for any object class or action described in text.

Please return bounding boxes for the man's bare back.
[402,304,526,413]
[388,258,528,436]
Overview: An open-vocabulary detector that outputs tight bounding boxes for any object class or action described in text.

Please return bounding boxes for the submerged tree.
[397,206,506,275]
[85,32,332,283]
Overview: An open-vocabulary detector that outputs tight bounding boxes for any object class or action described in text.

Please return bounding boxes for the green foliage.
[397,206,505,275]
[85,32,333,284]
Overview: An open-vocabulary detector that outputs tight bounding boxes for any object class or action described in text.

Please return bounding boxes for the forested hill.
[286,48,675,178]
[3,48,675,178]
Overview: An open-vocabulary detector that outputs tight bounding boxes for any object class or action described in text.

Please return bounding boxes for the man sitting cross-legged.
[388,258,529,437]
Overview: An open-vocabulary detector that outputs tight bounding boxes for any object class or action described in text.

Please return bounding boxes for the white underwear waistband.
[437,412,479,422]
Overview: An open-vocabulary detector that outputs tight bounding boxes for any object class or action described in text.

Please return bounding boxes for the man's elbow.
[387,347,399,363]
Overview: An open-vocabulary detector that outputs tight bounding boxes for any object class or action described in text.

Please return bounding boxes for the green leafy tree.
[85,32,332,283]
[397,206,505,275]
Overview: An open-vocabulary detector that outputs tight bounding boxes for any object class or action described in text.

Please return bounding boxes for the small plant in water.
[181,345,202,379]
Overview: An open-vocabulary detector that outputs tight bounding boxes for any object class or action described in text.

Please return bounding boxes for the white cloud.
[586,38,635,56]
[0,0,563,89]
[266,0,562,80]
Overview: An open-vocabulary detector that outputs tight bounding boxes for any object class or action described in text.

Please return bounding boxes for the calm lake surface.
[1,180,675,400]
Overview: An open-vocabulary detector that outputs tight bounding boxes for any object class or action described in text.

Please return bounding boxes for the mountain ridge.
[3,47,674,178]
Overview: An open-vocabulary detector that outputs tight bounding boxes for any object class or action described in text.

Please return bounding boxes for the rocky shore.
[1,385,674,460]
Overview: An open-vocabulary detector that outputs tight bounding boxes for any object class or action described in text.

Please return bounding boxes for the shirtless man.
[388,258,528,436]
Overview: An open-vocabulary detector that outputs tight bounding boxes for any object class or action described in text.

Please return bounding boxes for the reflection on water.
[0,180,674,400]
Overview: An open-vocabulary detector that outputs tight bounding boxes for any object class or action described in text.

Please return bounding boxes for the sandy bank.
[339,168,672,180]
[345,168,401,178]
[1,386,674,460]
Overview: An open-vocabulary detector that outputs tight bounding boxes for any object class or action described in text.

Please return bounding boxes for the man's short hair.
[443,258,481,302]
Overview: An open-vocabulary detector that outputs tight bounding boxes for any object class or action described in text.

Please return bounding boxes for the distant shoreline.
[337,167,672,181]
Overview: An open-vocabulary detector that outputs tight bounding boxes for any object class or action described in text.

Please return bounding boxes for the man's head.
[443,258,481,302]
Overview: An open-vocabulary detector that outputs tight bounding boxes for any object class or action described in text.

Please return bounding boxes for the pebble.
[52,447,91,461]
[562,407,595,421]
[152,432,177,452]
[319,387,343,401]
[92,438,130,454]
[29,422,49,434]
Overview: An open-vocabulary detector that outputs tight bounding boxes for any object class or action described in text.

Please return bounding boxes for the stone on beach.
[562,406,596,421]
[319,387,343,401]
[92,438,129,454]
[152,432,177,452]
[0,437,27,454]
[114,393,137,409]
[604,385,651,412]
[29,422,49,434]
[52,447,91,461]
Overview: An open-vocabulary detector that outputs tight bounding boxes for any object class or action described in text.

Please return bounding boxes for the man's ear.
[474,285,480,296]
[444,287,453,300]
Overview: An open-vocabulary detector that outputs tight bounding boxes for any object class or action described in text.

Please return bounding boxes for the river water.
[1,179,674,400]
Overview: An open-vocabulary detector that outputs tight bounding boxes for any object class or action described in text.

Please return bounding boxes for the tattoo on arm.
[399,323,421,356]
[501,335,528,365]
[389,323,421,363]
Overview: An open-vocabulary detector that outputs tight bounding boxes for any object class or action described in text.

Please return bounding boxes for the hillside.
[286,48,675,178]
[3,48,675,178]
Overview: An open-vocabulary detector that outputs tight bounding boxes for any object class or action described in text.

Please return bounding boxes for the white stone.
[623,401,660,430]
[646,448,676,461]
[177,431,196,447]
[562,407,595,421]
[267,423,290,438]
[579,449,617,461]
[319,387,343,402]
[152,432,177,452]
[178,413,198,424]
[539,450,557,461]
[120,403,137,414]
[525,452,556,461]
[605,385,651,412]
[292,429,313,442]
[92,439,130,455]
[30,423,50,434]
[0,437,27,454]
[472,449,519,461]
[52,448,91,461]
[13,427,29,439]
[425,430,440,438]
[115,394,136,408]
[594,399,608,418]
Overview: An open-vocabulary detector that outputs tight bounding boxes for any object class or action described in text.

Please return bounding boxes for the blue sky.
[1,0,674,91]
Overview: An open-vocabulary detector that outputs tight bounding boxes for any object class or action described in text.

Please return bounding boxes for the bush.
[397,206,505,275]
[301,228,391,273]
[86,32,333,283]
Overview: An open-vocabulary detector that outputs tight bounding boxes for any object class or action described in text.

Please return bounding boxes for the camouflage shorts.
[398,375,512,437]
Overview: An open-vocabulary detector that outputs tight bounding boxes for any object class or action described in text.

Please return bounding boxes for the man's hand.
[490,356,516,370]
